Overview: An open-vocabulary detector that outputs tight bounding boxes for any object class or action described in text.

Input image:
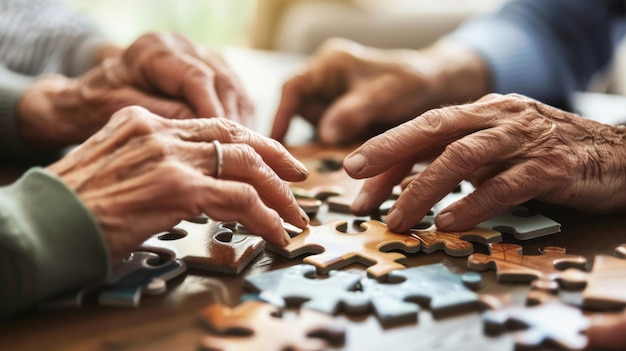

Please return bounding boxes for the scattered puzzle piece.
[581,254,626,310]
[467,243,588,291]
[42,251,186,308]
[246,263,483,325]
[483,295,589,350]
[266,219,422,278]
[198,300,345,351]
[245,264,367,316]
[141,220,264,274]
[410,226,502,257]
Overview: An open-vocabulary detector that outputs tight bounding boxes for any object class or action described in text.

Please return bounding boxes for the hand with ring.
[46,106,309,262]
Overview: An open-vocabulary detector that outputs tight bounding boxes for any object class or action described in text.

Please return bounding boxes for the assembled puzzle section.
[141,220,264,274]
[245,263,484,325]
[467,243,588,292]
[198,300,345,351]
[266,219,422,278]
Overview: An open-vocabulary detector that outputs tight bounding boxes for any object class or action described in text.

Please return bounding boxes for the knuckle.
[441,138,486,172]
[214,118,250,143]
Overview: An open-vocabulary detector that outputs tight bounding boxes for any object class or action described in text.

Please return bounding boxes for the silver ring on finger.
[212,140,223,179]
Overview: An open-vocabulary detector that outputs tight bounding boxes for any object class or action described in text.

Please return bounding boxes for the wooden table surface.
[1,48,625,351]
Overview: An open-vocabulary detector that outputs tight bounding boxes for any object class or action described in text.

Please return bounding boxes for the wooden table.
[1,48,625,351]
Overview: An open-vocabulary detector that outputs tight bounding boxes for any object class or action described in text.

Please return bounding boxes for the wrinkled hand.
[18,32,253,147]
[46,106,308,262]
[343,94,626,232]
[271,38,488,145]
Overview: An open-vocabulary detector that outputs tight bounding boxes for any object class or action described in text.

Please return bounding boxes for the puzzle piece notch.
[198,300,345,351]
[467,243,588,292]
[581,254,626,311]
[246,263,484,325]
[267,219,422,278]
[483,296,589,350]
[141,220,264,274]
[42,251,186,308]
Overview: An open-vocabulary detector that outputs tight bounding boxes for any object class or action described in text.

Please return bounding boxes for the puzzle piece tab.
[267,219,421,278]
[198,300,345,351]
[410,226,502,257]
[141,220,264,274]
[467,243,588,291]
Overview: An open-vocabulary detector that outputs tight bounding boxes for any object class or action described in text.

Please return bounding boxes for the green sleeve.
[0,168,110,318]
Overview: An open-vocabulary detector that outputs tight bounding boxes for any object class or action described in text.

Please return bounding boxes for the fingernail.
[385,206,405,231]
[298,207,310,225]
[294,158,309,177]
[436,211,455,229]
[343,153,367,175]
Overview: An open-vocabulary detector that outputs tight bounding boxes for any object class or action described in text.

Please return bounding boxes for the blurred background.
[64,0,626,98]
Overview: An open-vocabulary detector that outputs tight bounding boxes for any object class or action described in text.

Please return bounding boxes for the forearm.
[0,168,109,319]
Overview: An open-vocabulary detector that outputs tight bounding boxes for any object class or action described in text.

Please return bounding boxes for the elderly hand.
[343,94,626,232]
[46,106,308,262]
[271,38,488,145]
[18,32,253,147]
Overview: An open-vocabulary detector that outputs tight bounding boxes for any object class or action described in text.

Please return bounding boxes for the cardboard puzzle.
[246,263,483,325]
[616,244,626,258]
[467,243,588,291]
[409,226,502,257]
[483,292,589,350]
[42,251,186,308]
[141,220,264,274]
[580,253,626,311]
[198,300,345,351]
[266,219,422,278]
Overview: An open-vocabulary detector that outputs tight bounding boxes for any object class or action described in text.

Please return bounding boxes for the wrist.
[419,40,491,107]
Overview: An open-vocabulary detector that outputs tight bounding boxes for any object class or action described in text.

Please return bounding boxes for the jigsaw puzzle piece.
[615,244,626,258]
[98,255,186,307]
[483,297,589,350]
[141,220,264,274]
[361,263,483,322]
[245,264,368,315]
[410,226,502,257]
[267,219,422,278]
[41,251,186,308]
[581,254,626,310]
[467,243,588,292]
[198,300,345,351]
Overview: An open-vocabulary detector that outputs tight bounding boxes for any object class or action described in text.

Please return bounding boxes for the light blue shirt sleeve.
[446,0,626,107]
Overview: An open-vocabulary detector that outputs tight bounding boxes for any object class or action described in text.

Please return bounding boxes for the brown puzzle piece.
[409,226,502,256]
[198,300,345,351]
[581,254,626,310]
[267,219,422,278]
[141,220,264,274]
[615,244,626,258]
[467,243,588,291]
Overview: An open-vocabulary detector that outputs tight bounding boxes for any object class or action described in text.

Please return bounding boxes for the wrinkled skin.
[19,32,254,147]
[47,106,308,262]
[344,94,626,232]
[271,38,488,145]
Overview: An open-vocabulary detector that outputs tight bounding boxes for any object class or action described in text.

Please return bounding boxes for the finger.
[343,102,496,178]
[196,177,293,247]
[434,164,543,231]
[271,75,311,142]
[217,143,309,229]
[350,161,415,215]
[166,117,309,181]
[385,129,520,232]
[214,74,241,121]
